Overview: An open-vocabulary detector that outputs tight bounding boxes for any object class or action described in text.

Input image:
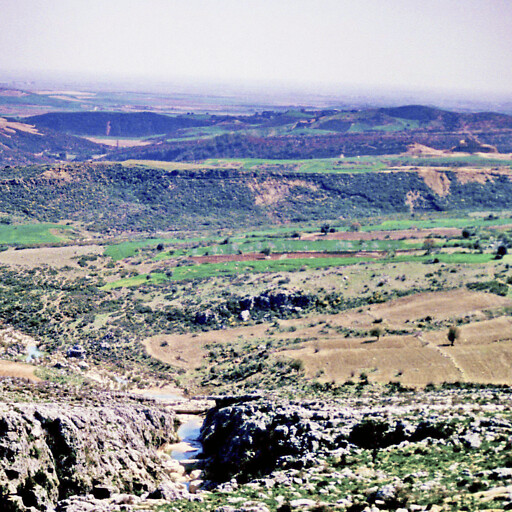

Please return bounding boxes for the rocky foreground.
[1,381,511,512]
[195,386,512,512]
[0,381,206,512]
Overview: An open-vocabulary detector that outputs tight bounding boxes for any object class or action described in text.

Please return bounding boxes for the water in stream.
[170,415,203,461]
[26,345,42,362]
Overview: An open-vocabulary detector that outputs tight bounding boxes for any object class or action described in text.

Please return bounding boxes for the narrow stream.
[139,390,204,461]
[26,345,42,362]
[170,415,203,461]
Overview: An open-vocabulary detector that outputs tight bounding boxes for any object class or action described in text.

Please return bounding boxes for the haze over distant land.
[1,0,511,103]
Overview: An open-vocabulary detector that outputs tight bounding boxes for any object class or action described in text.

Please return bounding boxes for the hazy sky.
[1,0,511,96]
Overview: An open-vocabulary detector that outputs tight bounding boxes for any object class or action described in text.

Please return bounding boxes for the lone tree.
[349,221,361,232]
[370,326,384,341]
[423,238,436,254]
[447,325,461,346]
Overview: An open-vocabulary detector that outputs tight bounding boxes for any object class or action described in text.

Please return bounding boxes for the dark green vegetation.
[3,103,512,166]
[26,111,209,137]
[0,122,104,166]
[1,161,512,233]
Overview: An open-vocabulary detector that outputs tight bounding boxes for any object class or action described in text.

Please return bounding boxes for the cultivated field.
[143,288,512,388]
[0,244,104,268]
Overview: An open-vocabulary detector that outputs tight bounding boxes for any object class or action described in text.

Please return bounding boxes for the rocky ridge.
[193,388,512,510]
[0,399,181,511]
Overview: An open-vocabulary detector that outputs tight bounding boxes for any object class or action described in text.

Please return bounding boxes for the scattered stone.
[461,432,482,449]
[290,498,317,508]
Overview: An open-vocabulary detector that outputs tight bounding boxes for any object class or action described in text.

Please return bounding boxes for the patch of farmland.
[142,289,512,388]
[363,289,512,328]
[0,245,104,268]
[301,227,462,241]
[283,337,462,388]
[0,360,40,381]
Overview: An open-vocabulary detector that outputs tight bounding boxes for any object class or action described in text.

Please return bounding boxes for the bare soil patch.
[418,169,451,196]
[0,245,104,268]
[302,227,461,241]
[449,343,512,384]
[422,316,512,347]
[0,360,40,381]
[405,144,450,157]
[0,117,42,136]
[284,337,461,388]
[142,325,273,369]
[84,137,153,148]
[248,178,318,206]
[363,289,511,328]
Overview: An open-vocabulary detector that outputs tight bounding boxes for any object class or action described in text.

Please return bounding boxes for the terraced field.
[143,289,512,388]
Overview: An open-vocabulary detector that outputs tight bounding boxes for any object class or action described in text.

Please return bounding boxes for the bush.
[467,280,508,296]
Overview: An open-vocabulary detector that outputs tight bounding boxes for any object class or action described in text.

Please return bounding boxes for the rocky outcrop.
[199,393,511,483]
[452,135,498,153]
[195,290,314,326]
[0,401,178,511]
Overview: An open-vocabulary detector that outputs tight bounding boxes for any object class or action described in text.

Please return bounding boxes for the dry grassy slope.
[143,289,512,388]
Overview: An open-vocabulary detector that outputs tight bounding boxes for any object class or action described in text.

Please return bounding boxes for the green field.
[103,250,512,289]
[365,216,512,231]
[104,239,172,261]
[0,223,73,245]
[121,153,512,177]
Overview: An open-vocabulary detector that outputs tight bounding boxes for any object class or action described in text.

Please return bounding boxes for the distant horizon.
[2,1,511,102]
[4,71,512,108]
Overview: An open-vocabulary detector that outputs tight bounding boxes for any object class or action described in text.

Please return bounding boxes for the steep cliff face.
[0,402,178,511]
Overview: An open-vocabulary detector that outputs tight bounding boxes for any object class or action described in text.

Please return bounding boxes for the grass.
[365,216,512,231]
[105,249,512,289]
[154,238,419,260]
[104,239,170,260]
[103,256,368,289]
[0,223,73,245]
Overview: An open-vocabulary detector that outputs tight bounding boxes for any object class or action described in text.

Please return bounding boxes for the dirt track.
[143,288,512,388]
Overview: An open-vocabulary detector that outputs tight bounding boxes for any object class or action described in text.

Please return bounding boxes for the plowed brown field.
[143,288,512,388]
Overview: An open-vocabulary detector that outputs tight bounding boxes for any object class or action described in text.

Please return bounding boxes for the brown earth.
[84,137,153,148]
[0,360,40,381]
[404,143,449,157]
[390,165,512,188]
[247,178,319,206]
[301,227,462,241]
[0,117,42,136]
[418,169,451,196]
[143,288,512,388]
[0,245,104,268]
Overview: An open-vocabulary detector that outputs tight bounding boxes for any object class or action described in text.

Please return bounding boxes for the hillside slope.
[0,117,105,166]
[1,163,512,232]
[26,111,209,137]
